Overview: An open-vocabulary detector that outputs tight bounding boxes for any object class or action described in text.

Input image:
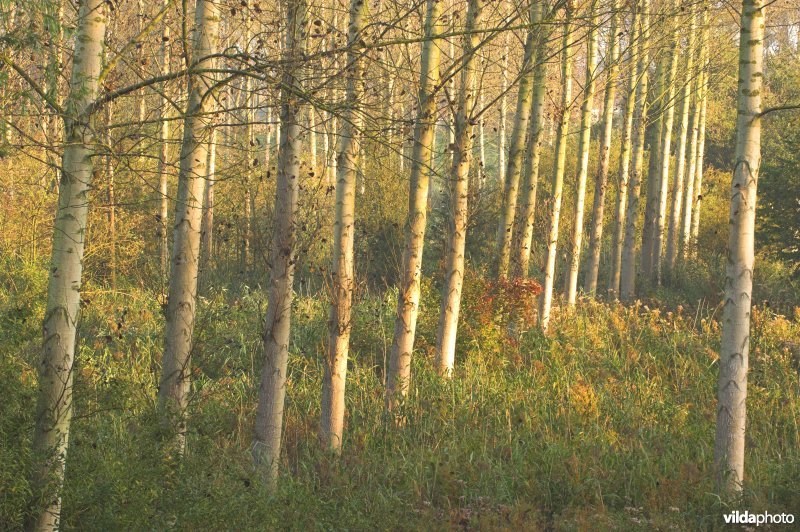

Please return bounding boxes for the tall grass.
[2,262,799,529]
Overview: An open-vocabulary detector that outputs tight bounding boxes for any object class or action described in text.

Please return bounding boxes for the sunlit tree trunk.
[320,0,368,452]
[539,2,575,331]
[252,0,307,482]
[565,2,599,305]
[690,11,710,255]
[26,1,106,529]
[665,9,697,278]
[512,1,549,279]
[639,56,665,286]
[498,31,508,186]
[435,0,484,375]
[715,0,764,494]
[105,100,116,290]
[620,0,651,302]
[652,0,681,284]
[157,0,220,455]
[201,127,217,269]
[496,4,542,279]
[608,9,639,298]
[386,0,444,405]
[157,0,172,281]
[0,6,15,145]
[584,0,620,295]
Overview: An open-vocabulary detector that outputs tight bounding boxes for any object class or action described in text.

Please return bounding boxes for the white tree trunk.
[539,3,576,332]
[435,0,484,375]
[157,0,171,281]
[498,32,508,186]
[157,0,220,454]
[608,9,639,298]
[565,3,599,305]
[495,5,542,279]
[386,0,443,406]
[640,55,665,284]
[620,0,652,302]
[690,15,710,255]
[652,1,681,284]
[253,0,307,482]
[201,128,217,270]
[511,2,549,279]
[320,0,368,452]
[665,10,697,277]
[584,1,620,295]
[27,1,106,529]
[714,0,763,493]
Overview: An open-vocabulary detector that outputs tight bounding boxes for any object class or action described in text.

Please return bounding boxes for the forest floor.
[2,262,800,530]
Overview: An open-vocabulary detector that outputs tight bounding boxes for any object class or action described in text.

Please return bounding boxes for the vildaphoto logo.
[723,511,795,526]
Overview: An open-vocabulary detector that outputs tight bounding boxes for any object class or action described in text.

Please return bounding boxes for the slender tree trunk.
[539,3,575,332]
[681,100,699,258]
[608,10,639,298]
[386,0,443,405]
[157,0,220,454]
[320,0,368,452]
[26,2,106,529]
[478,87,486,181]
[45,0,64,194]
[665,10,697,277]
[435,0,484,375]
[584,0,620,295]
[498,32,508,186]
[105,101,116,290]
[157,0,172,282]
[652,1,681,284]
[252,0,307,482]
[241,27,254,273]
[715,0,764,494]
[201,128,217,269]
[620,0,651,302]
[565,2,599,305]
[640,54,665,286]
[495,6,541,279]
[690,14,710,255]
[0,7,15,145]
[511,2,549,280]
[309,107,318,169]
[682,37,705,259]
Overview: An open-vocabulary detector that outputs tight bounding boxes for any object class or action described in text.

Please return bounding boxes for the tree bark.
[715,0,764,494]
[157,0,220,455]
[253,0,307,482]
[690,13,710,256]
[27,1,106,529]
[620,0,652,302]
[652,0,681,284]
[435,0,484,375]
[319,0,368,452]
[584,0,620,295]
[665,10,697,278]
[539,2,575,332]
[639,53,665,286]
[511,2,549,280]
[498,30,508,186]
[495,5,541,279]
[201,127,217,270]
[157,0,172,282]
[565,2,599,305]
[608,9,639,299]
[386,0,444,406]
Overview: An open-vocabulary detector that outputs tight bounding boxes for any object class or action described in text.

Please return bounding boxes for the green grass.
[2,263,799,530]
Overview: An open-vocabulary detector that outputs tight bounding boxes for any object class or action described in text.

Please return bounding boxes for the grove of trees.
[1,0,798,528]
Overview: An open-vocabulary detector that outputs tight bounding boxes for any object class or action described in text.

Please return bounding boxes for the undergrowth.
[2,258,799,530]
